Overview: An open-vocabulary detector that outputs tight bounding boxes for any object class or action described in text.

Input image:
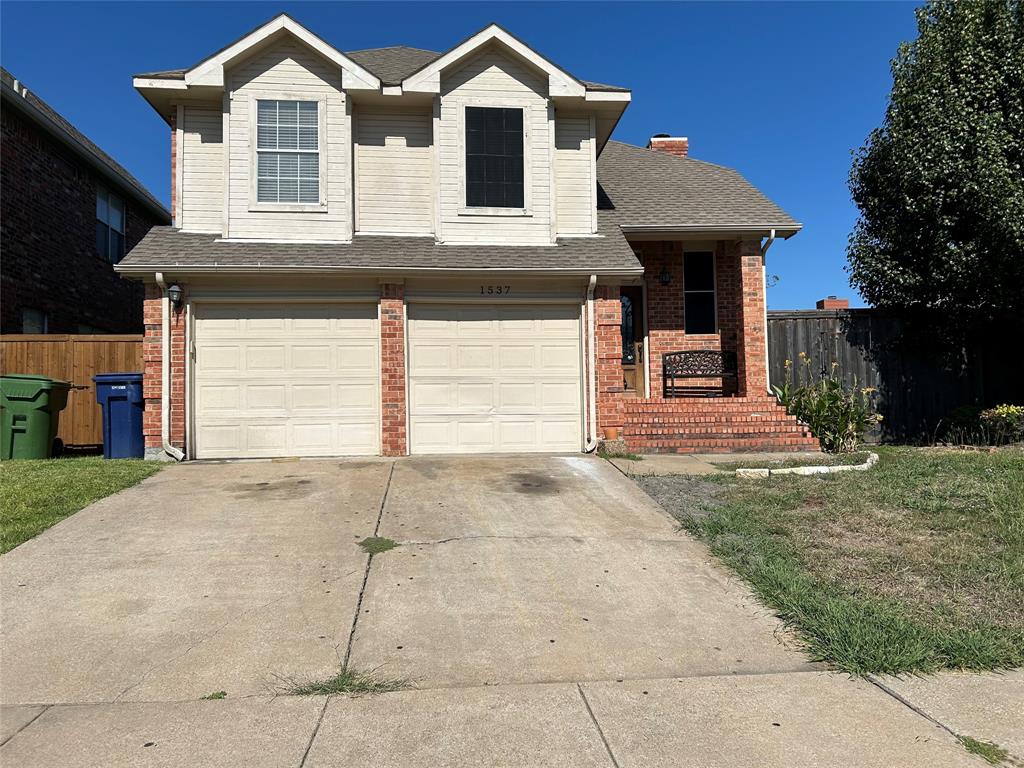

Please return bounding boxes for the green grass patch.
[715,451,871,472]
[288,666,410,696]
[598,450,644,461]
[200,691,227,700]
[0,457,161,553]
[638,447,1024,674]
[358,536,398,555]
[959,735,1010,765]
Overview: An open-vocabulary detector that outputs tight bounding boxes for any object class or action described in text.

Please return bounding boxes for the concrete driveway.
[1,456,988,766]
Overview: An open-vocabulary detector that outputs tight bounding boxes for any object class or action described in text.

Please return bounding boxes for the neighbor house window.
[256,100,319,204]
[683,251,717,334]
[465,106,524,208]
[22,308,48,334]
[96,187,125,263]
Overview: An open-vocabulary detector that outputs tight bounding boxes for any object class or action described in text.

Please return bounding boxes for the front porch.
[593,237,819,454]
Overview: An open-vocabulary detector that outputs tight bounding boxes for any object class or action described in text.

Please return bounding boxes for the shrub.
[774,355,881,453]
[979,405,1024,445]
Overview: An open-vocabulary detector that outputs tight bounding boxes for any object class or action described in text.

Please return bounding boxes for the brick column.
[142,282,187,457]
[734,239,768,396]
[379,283,407,456]
[594,284,625,433]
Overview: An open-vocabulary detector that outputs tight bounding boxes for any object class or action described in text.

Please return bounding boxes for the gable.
[441,44,547,99]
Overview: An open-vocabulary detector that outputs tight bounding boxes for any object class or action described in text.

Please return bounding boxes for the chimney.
[647,134,689,158]
[816,296,849,310]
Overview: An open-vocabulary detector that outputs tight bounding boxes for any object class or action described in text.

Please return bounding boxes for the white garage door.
[193,303,379,459]
[408,304,582,454]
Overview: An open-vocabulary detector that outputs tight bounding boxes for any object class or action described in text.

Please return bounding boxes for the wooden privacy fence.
[0,335,143,447]
[767,310,1023,442]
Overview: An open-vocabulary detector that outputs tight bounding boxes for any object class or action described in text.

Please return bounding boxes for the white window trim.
[682,249,719,337]
[248,93,329,213]
[456,100,532,218]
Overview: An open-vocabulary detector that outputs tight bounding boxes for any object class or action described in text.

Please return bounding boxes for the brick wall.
[0,106,165,334]
[595,285,625,433]
[379,283,407,456]
[733,238,768,396]
[142,283,186,452]
[635,241,743,396]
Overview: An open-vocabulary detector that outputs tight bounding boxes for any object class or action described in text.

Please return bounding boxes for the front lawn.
[637,447,1024,674]
[0,457,161,553]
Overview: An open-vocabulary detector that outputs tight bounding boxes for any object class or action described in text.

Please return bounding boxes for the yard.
[638,446,1024,675]
[0,457,161,553]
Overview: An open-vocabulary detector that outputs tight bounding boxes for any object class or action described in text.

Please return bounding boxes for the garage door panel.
[408,303,582,454]
[195,302,380,459]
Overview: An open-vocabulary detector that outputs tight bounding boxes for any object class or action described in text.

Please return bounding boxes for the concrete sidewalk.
[1,673,986,767]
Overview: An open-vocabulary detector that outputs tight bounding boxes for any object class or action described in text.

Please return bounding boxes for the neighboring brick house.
[121,14,817,460]
[1,68,170,334]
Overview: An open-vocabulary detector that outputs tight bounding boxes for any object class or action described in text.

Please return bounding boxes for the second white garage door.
[193,303,380,459]
[407,304,583,454]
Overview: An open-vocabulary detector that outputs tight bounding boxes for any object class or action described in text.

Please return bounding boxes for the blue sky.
[1,1,919,309]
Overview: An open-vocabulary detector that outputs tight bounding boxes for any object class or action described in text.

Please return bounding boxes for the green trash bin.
[1,375,72,460]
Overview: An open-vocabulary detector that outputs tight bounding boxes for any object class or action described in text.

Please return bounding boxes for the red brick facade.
[138,238,812,458]
[142,284,186,452]
[379,283,407,456]
[0,106,166,333]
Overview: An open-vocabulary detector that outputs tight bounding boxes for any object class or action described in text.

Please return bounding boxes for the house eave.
[620,224,802,240]
[115,264,645,279]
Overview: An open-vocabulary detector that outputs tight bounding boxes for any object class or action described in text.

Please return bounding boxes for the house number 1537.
[480,285,511,295]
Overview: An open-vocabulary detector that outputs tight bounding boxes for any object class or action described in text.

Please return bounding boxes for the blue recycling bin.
[94,373,145,459]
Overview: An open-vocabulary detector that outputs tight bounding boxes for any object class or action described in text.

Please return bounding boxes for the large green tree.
[847,0,1024,327]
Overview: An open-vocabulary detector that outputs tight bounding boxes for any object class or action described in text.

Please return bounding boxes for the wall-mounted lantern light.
[167,284,184,310]
[659,266,672,286]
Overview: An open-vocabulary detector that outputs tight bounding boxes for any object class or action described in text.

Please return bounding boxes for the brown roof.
[1,68,170,222]
[597,141,800,233]
[116,211,642,275]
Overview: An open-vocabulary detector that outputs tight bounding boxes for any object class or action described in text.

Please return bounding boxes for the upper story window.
[22,308,48,334]
[96,187,125,263]
[256,100,319,204]
[683,251,717,334]
[465,107,524,209]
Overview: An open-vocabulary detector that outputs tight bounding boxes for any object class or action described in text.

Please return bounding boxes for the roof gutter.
[115,263,645,278]
[1,81,171,223]
[154,273,185,462]
[761,229,776,395]
[620,223,801,237]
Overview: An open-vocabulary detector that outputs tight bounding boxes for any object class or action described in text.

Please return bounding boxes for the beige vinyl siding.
[438,46,552,245]
[226,40,349,240]
[180,106,224,233]
[355,109,433,235]
[554,116,594,235]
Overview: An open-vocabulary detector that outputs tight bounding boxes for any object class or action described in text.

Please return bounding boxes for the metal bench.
[662,350,737,398]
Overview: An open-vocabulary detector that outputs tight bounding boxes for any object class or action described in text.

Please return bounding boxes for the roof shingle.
[597,141,800,232]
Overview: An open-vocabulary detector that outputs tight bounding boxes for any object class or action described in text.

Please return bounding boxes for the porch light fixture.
[659,265,672,286]
[167,284,184,310]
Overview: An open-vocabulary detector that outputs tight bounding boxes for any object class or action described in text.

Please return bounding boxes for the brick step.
[629,440,820,454]
[624,416,810,428]
[625,429,813,441]
[623,406,793,416]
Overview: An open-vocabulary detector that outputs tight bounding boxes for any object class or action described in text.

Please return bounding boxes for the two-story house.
[1,68,171,334]
[121,14,817,460]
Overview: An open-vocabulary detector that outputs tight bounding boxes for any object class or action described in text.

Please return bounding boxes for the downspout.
[760,230,776,395]
[585,274,599,452]
[154,272,184,461]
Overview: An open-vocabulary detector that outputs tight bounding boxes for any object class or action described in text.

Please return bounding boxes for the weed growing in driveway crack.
[287,666,410,696]
[358,536,398,555]
[200,690,227,700]
[959,736,1010,765]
